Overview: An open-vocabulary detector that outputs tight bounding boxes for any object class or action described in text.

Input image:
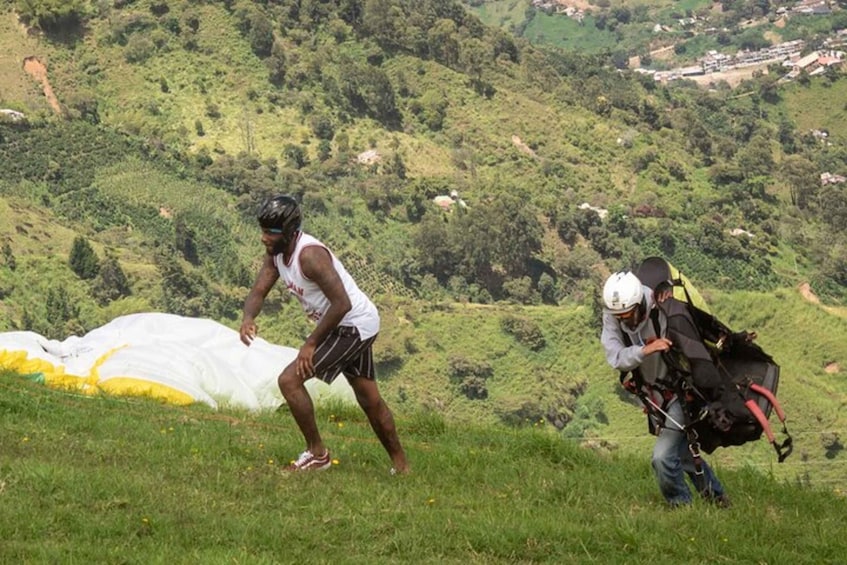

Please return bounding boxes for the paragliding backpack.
[620,257,793,463]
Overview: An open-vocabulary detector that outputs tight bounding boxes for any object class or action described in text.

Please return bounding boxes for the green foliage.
[14,0,91,31]
[0,122,145,196]
[500,314,546,351]
[124,34,156,63]
[92,253,131,306]
[412,193,544,299]
[68,236,99,280]
[448,354,492,400]
[1,242,15,271]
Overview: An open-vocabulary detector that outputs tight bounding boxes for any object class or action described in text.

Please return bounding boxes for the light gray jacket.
[600,284,669,385]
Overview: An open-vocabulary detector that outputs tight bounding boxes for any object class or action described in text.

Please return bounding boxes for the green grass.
[780,79,847,140]
[2,373,846,563]
[472,0,530,30]
[0,11,53,116]
[523,14,619,53]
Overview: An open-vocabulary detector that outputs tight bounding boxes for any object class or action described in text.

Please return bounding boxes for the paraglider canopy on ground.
[0,313,354,410]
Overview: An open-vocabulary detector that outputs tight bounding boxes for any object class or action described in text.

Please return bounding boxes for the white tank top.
[273,232,380,340]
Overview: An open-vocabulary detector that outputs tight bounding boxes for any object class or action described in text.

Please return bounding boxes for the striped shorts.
[312,325,377,384]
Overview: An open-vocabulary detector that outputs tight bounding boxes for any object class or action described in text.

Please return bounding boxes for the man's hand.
[295,341,317,379]
[643,337,672,356]
[240,319,258,346]
[655,288,673,304]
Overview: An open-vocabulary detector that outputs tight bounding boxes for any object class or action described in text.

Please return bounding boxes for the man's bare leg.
[278,365,326,456]
[349,377,409,473]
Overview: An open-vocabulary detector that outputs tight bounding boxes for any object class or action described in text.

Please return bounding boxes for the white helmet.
[603,272,644,314]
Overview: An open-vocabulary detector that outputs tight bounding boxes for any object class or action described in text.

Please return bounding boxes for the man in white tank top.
[240,195,409,474]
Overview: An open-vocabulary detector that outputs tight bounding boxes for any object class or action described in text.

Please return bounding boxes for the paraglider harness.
[618,259,793,492]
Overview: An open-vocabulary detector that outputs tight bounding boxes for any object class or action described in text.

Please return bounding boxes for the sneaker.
[711,494,732,508]
[702,491,732,508]
[284,449,331,472]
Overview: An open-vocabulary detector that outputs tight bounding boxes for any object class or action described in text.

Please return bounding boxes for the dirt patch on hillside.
[824,362,840,374]
[649,45,676,62]
[686,64,771,88]
[22,56,62,115]
[553,0,593,12]
[799,282,847,319]
[799,282,821,304]
[512,135,538,159]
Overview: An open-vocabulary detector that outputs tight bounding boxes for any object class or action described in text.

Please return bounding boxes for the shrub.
[124,35,156,63]
[69,236,99,280]
[500,315,546,351]
[448,354,493,400]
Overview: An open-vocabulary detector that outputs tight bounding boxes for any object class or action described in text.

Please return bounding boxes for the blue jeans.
[652,399,725,506]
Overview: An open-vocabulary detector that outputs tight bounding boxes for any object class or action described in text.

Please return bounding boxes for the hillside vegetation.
[0,0,846,501]
[465,0,847,73]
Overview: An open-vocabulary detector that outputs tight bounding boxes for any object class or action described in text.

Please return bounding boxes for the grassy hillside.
[2,374,846,563]
[0,0,846,506]
[780,80,847,140]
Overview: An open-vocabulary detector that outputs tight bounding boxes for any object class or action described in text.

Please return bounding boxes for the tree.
[93,253,131,305]
[154,247,209,316]
[736,135,774,180]
[247,13,274,57]
[69,236,99,279]
[611,49,629,70]
[779,155,819,209]
[460,37,489,81]
[174,216,199,265]
[310,114,335,140]
[283,144,308,169]
[427,18,460,68]
[451,193,544,297]
[45,286,80,339]
[362,0,403,47]
[2,242,15,271]
[15,0,90,31]
[819,184,847,233]
[266,41,287,87]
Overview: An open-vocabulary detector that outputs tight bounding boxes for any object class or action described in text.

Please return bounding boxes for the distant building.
[0,109,26,122]
[792,0,831,15]
[821,172,847,186]
[356,149,380,165]
[578,202,608,220]
[784,50,845,78]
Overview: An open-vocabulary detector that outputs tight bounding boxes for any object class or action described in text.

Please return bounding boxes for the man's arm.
[294,245,352,378]
[239,255,279,346]
[600,313,671,371]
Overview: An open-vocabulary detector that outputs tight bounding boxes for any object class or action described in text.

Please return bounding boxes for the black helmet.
[257,195,301,237]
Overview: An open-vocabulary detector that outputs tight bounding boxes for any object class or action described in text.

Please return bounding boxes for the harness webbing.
[616,286,792,476]
[618,309,711,495]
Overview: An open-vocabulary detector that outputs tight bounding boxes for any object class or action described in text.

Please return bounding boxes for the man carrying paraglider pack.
[600,270,732,508]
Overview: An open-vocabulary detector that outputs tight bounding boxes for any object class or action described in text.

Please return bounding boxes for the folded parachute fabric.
[0,313,354,410]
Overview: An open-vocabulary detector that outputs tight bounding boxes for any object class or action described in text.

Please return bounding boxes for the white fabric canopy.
[0,313,354,410]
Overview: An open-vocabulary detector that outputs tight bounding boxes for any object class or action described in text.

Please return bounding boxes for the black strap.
[618,314,669,433]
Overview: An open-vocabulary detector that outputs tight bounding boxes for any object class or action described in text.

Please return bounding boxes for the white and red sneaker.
[284,449,331,472]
